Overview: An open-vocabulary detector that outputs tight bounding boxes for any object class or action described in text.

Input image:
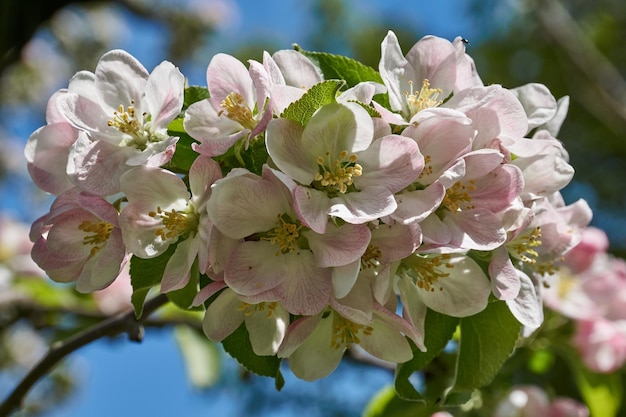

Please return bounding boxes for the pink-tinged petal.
[184,99,244,156]
[285,315,344,381]
[505,271,543,331]
[25,122,77,195]
[75,193,119,227]
[338,81,385,104]
[305,223,370,268]
[330,276,374,321]
[461,148,505,180]
[208,171,292,239]
[203,289,245,341]
[119,167,190,257]
[225,241,286,295]
[66,71,98,102]
[94,50,149,113]
[393,183,445,224]
[489,245,521,300]
[189,156,222,207]
[76,231,126,292]
[121,165,189,206]
[403,116,473,179]
[420,213,452,248]
[193,280,227,307]
[371,101,408,126]
[397,277,428,350]
[371,222,422,263]
[302,102,374,154]
[248,59,271,115]
[470,164,524,213]
[404,35,458,98]
[379,31,409,113]
[68,134,134,196]
[447,85,528,145]
[266,118,317,184]
[58,93,119,140]
[262,51,285,85]
[249,100,273,139]
[331,260,361,299]
[245,304,289,355]
[328,186,397,224]
[293,186,331,234]
[45,209,100,260]
[356,135,423,193]
[269,85,306,114]
[511,83,557,132]
[277,314,322,358]
[145,60,184,129]
[272,252,332,316]
[417,254,491,317]
[31,238,81,282]
[161,237,200,293]
[272,49,322,88]
[208,53,254,108]
[445,209,507,251]
[360,307,414,362]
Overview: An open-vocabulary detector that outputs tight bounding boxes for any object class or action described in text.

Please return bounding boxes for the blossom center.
[314,150,362,194]
[442,180,476,212]
[401,254,453,292]
[107,100,154,150]
[261,214,303,256]
[238,301,279,318]
[78,220,114,257]
[404,79,442,117]
[149,205,199,241]
[510,226,542,264]
[361,244,382,269]
[330,313,373,350]
[219,92,256,130]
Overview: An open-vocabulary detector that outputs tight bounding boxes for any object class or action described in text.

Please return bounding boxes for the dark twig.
[0,294,169,417]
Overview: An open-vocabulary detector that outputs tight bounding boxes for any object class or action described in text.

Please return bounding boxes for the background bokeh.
[1,0,625,415]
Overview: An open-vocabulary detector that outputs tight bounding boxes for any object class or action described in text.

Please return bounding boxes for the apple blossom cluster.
[545,226,626,373]
[25,31,592,381]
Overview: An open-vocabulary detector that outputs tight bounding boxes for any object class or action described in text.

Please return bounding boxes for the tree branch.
[0,294,170,417]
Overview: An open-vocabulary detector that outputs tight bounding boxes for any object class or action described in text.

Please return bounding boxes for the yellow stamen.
[238,301,278,318]
[261,214,302,256]
[442,180,476,212]
[219,92,256,130]
[149,205,199,241]
[78,220,114,257]
[314,150,362,194]
[330,313,374,350]
[404,79,442,116]
[511,226,542,264]
[402,254,454,292]
[361,244,382,269]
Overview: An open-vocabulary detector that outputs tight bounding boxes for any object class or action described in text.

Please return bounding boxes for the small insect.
[461,38,470,45]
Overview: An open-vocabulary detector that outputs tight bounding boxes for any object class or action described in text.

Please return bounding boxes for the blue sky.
[0,1,536,416]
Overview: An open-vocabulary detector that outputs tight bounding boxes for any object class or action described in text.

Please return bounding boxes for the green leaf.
[294,45,383,89]
[395,309,459,402]
[174,325,221,388]
[221,322,283,388]
[450,301,520,396]
[167,117,199,173]
[280,79,344,125]
[129,243,177,318]
[183,85,210,109]
[572,358,622,417]
[363,385,442,417]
